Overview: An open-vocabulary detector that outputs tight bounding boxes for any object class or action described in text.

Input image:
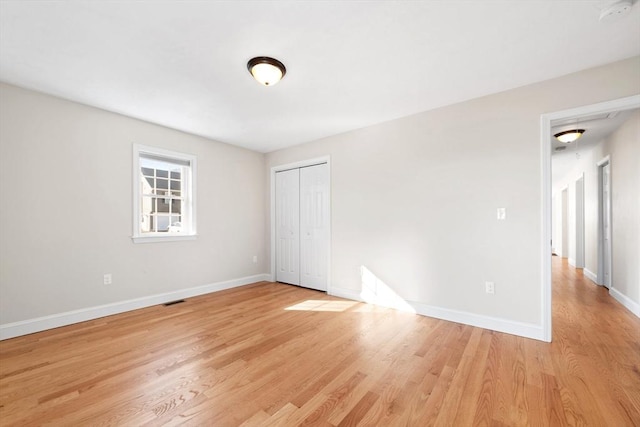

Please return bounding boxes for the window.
[133,144,196,243]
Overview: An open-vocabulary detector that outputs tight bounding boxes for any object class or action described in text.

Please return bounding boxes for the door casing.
[540,94,640,342]
[597,157,612,289]
[574,174,585,269]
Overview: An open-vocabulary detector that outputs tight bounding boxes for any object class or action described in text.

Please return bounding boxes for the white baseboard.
[0,274,270,341]
[610,287,640,318]
[568,258,576,267]
[329,287,363,302]
[409,301,544,341]
[584,268,598,284]
[329,286,544,341]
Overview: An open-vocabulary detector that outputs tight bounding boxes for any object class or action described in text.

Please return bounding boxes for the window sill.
[132,234,197,244]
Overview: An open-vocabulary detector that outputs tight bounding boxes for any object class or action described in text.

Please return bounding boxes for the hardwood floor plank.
[299,371,367,426]
[336,391,379,427]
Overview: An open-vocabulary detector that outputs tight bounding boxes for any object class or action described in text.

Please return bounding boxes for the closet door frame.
[270,156,331,293]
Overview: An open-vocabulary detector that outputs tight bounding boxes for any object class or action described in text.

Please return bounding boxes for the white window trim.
[132,144,197,244]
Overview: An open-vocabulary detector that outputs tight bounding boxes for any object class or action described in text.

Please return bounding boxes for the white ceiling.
[1,1,639,153]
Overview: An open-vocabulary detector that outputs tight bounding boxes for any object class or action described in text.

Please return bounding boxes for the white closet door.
[300,164,329,291]
[276,169,300,285]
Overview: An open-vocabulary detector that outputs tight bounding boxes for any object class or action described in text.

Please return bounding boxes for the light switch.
[485,281,495,294]
[497,208,506,220]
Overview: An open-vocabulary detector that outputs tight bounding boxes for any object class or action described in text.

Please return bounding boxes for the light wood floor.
[1,257,639,426]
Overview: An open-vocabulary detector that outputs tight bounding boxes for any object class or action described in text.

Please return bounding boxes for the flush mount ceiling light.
[247,56,286,86]
[554,129,585,143]
[599,0,633,22]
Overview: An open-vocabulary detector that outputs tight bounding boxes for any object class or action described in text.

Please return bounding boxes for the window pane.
[168,216,182,232]
[141,167,154,177]
[170,171,181,179]
[155,215,171,232]
[157,169,168,178]
[156,196,170,213]
[141,175,154,195]
[172,199,182,214]
[157,178,168,190]
[170,180,181,191]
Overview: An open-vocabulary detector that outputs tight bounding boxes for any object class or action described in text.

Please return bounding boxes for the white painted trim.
[0,274,269,340]
[540,94,640,344]
[271,156,331,173]
[132,234,198,244]
[540,112,553,342]
[609,288,640,318]
[596,155,611,167]
[584,268,598,283]
[574,173,585,269]
[328,287,362,302]
[596,155,612,287]
[270,156,332,294]
[329,287,544,340]
[409,302,544,341]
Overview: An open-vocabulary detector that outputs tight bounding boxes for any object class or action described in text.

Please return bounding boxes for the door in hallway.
[602,163,612,288]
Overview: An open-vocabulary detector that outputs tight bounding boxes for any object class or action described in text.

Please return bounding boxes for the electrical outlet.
[252,255,258,263]
[104,273,112,285]
[485,281,495,294]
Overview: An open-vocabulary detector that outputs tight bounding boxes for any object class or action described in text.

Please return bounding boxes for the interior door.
[561,188,568,258]
[275,169,300,285]
[602,163,611,288]
[575,176,585,268]
[300,164,329,291]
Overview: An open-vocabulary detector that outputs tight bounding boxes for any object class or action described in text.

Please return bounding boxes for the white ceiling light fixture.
[247,56,286,86]
[554,129,585,143]
[599,0,633,22]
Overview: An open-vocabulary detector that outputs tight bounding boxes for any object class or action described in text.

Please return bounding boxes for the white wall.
[604,111,640,307]
[266,56,640,335]
[0,83,267,329]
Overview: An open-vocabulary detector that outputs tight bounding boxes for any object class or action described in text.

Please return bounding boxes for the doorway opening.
[541,94,640,342]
